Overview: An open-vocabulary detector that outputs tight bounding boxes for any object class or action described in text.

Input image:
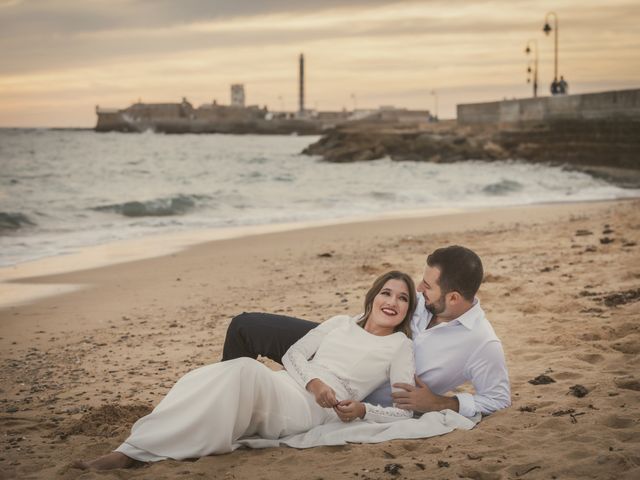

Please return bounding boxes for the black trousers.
[221,312,318,364]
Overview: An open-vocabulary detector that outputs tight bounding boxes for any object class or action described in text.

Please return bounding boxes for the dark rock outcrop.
[302,123,503,163]
[302,120,640,176]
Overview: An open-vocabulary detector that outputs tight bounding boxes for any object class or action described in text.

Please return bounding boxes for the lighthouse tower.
[298,53,305,116]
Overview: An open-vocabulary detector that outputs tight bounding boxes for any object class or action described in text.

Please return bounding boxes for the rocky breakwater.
[302,119,640,186]
[302,121,501,163]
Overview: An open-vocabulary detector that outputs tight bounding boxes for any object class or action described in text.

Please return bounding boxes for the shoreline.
[1,206,468,309]
[1,199,635,310]
[0,198,638,479]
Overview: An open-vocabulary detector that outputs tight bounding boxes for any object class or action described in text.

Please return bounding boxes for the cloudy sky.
[1,0,639,127]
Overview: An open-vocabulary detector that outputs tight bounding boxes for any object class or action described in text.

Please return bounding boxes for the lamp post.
[543,11,559,92]
[525,39,539,98]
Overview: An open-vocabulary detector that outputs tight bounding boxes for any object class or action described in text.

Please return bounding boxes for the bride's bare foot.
[72,452,137,470]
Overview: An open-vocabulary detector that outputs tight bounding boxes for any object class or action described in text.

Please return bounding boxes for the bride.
[76,270,417,470]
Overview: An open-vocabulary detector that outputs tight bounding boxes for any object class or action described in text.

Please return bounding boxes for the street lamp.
[543,11,559,91]
[525,39,539,98]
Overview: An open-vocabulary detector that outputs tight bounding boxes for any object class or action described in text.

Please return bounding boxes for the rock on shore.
[302,119,640,184]
[303,122,500,163]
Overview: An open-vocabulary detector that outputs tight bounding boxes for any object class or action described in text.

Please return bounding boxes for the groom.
[221,245,511,417]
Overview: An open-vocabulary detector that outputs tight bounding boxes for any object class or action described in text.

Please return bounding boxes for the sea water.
[1,129,638,268]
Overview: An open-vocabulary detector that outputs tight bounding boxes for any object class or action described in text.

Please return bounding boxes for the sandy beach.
[1,199,639,480]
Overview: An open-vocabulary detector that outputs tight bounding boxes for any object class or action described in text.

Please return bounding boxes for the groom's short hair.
[427,245,483,302]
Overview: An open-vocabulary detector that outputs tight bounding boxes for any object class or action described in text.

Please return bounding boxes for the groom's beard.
[425,296,446,315]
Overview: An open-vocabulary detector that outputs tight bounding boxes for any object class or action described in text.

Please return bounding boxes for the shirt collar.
[413,295,482,331]
[454,299,482,330]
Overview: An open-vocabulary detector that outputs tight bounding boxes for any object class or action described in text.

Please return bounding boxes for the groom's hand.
[392,375,459,413]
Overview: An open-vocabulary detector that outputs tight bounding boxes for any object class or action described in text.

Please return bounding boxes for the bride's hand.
[334,400,365,422]
[306,379,338,408]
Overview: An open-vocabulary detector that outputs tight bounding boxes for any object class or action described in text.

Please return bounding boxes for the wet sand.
[1,199,639,479]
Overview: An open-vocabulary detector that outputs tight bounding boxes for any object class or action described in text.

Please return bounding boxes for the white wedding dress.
[116,315,415,461]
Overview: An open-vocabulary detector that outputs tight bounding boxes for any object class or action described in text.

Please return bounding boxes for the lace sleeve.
[364,337,415,423]
[282,315,349,389]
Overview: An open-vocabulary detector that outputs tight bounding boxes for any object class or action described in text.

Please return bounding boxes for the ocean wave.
[240,171,266,183]
[273,174,294,182]
[370,191,396,200]
[0,212,35,232]
[93,194,206,217]
[482,180,523,195]
[245,156,269,164]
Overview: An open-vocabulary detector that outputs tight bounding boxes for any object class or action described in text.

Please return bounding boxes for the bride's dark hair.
[357,270,416,338]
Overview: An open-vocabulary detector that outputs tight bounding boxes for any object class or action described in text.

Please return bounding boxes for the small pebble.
[569,384,589,398]
[529,374,556,385]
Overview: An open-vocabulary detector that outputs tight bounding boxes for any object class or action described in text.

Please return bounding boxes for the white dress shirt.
[365,294,511,417]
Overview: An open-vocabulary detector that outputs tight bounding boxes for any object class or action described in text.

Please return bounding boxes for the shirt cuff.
[363,403,371,420]
[455,393,477,418]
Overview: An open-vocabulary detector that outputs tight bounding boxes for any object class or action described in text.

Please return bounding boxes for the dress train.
[116,357,332,461]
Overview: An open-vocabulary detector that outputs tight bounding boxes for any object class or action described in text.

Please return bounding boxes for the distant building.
[231,84,245,107]
[121,97,195,122]
[95,95,267,133]
[195,102,265,122]
[353,106,432,123]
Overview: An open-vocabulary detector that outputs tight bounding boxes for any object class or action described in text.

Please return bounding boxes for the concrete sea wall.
[457,89,640,125]
[95,114,322,135]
